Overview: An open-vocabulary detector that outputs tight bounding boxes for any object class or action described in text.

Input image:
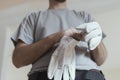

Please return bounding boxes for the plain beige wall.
[94,9,120,80]
[0,0,120,80]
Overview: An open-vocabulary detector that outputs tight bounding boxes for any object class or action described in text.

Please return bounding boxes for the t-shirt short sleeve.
[79,11,94,23]
[11,12,36,46]
[79,11,106,39]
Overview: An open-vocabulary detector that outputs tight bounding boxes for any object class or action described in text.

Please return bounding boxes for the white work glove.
[47,37,65,80]
[62,38,78,80]
[48,36,78,80]
[76,22,102,50]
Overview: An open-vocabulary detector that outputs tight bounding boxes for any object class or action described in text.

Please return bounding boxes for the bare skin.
[90,42,107,66]
[13,28,82,68]
[13,32,64,68]
[12,0,107,68]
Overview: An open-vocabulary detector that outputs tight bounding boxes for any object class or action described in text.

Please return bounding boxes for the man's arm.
[12,28,81,68]
[90,41,107,66]
[12,31,64,68]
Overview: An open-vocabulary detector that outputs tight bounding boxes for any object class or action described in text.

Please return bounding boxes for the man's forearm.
[13,32,64,68]
[90,42,107,66]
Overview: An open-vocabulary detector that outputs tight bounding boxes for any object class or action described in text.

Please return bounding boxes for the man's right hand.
[64,28,84,41]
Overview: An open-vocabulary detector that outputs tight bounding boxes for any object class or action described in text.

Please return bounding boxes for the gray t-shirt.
[11,8,106,76]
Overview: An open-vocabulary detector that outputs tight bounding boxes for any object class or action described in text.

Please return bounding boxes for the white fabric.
[48,22,102,80]
[76,22,102,50]
[48,36,78,80]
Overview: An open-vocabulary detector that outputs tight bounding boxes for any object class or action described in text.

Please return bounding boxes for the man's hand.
[76,22,102,50]
[84,22,102,50]
[12,31,64,68]
[64,28,84,41]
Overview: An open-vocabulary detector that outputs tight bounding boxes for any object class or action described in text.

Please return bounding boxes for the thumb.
[89,36,102,50]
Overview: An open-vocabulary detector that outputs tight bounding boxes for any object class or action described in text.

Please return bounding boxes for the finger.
[72,33,83,41]
[65,28,76,36]
[54,69,63,80]
[48,54,58,79]
[63,66,69,80]
[89,36,102,50]
[76,23,87,29]
[86,22,101,33]
[76,24,86,34]
[85,29,102,42]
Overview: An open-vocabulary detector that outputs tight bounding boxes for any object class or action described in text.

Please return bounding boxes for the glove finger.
[85,29,102,42]
[68,53,76,80]
[68,63,75,80]
[76,23,87,34]
[63,66,69,80]
[48,47,61,79]
[48,42,65,79]
[86,22,101,33]
[89,36,102,50]
[48,54,58,79]
[76,23,87,29]
[54,69,63,80]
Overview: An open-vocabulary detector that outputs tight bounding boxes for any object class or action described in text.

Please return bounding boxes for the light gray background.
[0,0,120,80]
